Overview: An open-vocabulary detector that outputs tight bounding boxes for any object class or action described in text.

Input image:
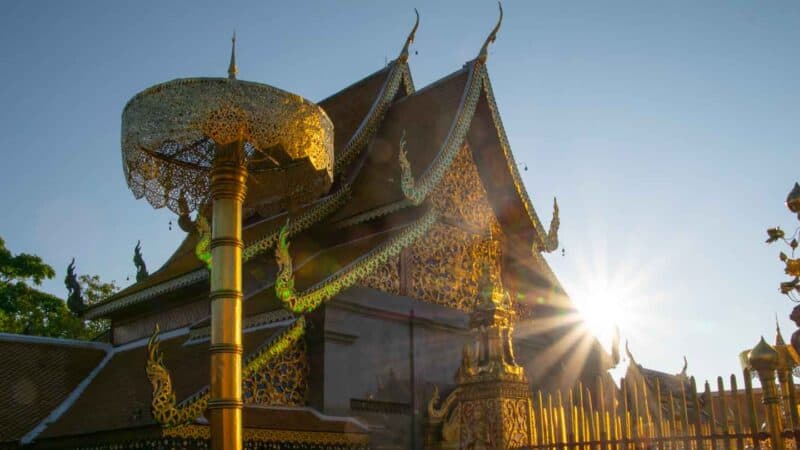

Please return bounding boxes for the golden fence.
[524,369,799,450]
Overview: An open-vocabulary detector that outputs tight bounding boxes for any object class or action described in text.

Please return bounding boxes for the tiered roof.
[84,14,565,324]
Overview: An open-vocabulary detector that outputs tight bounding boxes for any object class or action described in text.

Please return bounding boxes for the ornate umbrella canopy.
[121,77,334,216]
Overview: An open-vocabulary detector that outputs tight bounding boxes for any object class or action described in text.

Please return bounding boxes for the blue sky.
[1,1,799,385]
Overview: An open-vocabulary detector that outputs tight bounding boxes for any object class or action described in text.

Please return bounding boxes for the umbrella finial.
[228,31,238,80]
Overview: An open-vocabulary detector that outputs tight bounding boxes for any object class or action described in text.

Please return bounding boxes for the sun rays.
[515,233,673,386]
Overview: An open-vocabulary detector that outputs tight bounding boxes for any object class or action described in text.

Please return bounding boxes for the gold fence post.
[716,377,732,450]
[786,373,800,449]
[749,337,785,450]
[729,375,744,450]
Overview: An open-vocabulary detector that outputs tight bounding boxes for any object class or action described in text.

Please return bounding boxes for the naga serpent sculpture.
[146,318,306,427]
[146,324,209,427]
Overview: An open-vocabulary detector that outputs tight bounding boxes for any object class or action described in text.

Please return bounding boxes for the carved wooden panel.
[361,144,504,312]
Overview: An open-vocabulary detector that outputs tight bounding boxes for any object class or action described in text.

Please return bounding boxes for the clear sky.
[1,1,799,386]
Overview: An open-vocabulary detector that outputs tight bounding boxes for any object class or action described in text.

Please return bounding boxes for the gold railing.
[522,367,800,450]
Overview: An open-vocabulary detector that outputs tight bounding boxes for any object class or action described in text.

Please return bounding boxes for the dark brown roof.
[90,61,568,323]
[328,69,471,222]
[319,65,394,155]
[38,325,286,440]
[0,335,108,443]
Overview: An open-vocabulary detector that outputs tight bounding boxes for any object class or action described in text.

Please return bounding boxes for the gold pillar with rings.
[749,336,786,450]
[208,139,247,450]
[121,33,333,450]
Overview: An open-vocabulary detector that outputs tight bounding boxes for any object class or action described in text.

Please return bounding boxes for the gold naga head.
[398,9,420,63]
[477,2,503,64]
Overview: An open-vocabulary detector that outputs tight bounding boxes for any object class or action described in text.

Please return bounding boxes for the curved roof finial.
[679,356,688,376]
[398,9,420,63]
[776,313,787,345]
[625,340,637,367]
[228,31,238,80]
[477,2,503,63]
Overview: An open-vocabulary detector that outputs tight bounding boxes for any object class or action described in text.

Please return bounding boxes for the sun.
[567,256,651,355]
[571,277,628,352]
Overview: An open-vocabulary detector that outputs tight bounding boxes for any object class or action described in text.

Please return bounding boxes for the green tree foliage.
[0,236,117,340]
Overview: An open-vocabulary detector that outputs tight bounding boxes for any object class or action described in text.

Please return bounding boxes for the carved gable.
[361,143,502,311]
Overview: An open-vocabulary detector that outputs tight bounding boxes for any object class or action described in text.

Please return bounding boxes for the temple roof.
[36,321,291,440]
[0,334,110,444]
[623,343,705,423]
[85,27,565,322]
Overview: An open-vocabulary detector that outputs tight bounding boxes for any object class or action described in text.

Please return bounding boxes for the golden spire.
[228,31,238,80]
[398,9,420,63]
[477,2,503,63]
[776,314,787,346]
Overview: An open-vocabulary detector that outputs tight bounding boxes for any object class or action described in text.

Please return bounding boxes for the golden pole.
[749,337,786,450]
[208,139,247,450]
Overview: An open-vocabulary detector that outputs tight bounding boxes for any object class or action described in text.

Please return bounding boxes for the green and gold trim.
[333,13,417,175]
[275,208,437,314]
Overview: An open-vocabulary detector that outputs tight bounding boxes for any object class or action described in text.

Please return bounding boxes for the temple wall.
[112,298,209,345]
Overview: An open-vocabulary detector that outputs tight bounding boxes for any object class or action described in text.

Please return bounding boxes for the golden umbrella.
[121,36,333,450]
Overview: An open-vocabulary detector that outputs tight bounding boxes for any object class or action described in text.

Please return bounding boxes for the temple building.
[0,11,611,450]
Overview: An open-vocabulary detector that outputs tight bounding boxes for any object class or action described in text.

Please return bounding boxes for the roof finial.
[228,31,238,80]
[477,2,503,63]
[625,340,638,367]
[398,9,420,63]
[776,313,787,346]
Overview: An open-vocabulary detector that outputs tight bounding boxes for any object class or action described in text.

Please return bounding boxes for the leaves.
[0,235,117,340]
[0,236,55,285]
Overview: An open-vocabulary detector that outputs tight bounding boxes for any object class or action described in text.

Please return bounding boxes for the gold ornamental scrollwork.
[163,424,369,447]
[243,334,308,406]
[408,222,500,312]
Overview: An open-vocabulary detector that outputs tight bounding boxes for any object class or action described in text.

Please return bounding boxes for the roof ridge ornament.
[134,240,149,282]
[398,9,420,63]
[477,2,503,64]
[625,340,638,367]
[776,313,787,346]
[228,31,238,80]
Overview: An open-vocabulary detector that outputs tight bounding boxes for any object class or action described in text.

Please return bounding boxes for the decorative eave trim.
[243,184,353,261]
[275,208,437,314]
[333,60,413,174]
[479,65,559,252]
[331,199,410,229]
[83,268,208,319]
[399,63,482,205]
[0,333,111,351]
[162,423,369,446]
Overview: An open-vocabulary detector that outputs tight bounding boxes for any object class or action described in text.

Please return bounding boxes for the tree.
[0,236,117,340]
